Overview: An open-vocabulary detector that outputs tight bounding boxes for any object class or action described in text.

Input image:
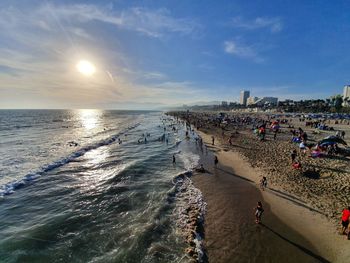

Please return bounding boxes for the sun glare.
[76,60,96,76]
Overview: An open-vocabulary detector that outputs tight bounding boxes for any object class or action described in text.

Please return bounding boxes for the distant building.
[343,85,350,106]
[240,91,250,106]
[247,96,259,105]
[221,101,228,107]
[254,97,278,106]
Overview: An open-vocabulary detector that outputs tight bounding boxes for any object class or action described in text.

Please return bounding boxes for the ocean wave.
[0,123,140,197]
[178,151,200,171]
[171,171,207,262]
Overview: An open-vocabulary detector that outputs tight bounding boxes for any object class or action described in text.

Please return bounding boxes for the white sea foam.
[172,171,207,262]
[177,151,200,171]
[0,123,140,197]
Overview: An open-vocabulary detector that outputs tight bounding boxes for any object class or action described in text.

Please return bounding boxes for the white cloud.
[230,16,282,33]
[224,40,264,63]
[142,71,167,80]
[0,3,204,109]
[36,4,200,38]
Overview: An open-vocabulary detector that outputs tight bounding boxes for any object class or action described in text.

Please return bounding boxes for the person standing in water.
[254,201,264,224]
[172,155,176,164]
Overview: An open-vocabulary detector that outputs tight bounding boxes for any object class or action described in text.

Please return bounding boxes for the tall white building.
[343,85,350,106]
[344,85,350,97]
[240,91,250,106]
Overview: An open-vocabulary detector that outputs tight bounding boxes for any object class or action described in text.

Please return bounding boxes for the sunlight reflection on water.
[78,109,101,130]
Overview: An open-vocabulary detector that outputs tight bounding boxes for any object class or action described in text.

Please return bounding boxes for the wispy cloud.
[36,4,200,39]
[142,71,167,80]
[224,40,264,63]
[230,16,282,33]
[0,2,205,108]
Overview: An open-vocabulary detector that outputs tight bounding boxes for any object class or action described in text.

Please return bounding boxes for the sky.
[1,0,350,109]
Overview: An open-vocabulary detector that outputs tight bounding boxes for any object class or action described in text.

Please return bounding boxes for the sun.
[76,60,96,76]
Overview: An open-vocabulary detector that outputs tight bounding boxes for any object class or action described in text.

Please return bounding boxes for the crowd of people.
[168,110,350,236]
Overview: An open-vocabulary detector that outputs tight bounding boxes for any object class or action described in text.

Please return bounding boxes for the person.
[196,164,205,173]
[212,136,215,145]
[299,141,306,154]
[291,149,297,163]
[228,137,232,146]
[254,201,264,224]
[341,206,350,236]
[259,126,266,141]
[172,155,176,164]
[301,132,308,142]
[214,156,218,167]
[260,177,267,191]
[336,130,341,137]
[292,161,302,169]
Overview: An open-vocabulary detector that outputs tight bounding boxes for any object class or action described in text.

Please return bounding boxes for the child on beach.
[341,206,350,238]
[254,201,264,224]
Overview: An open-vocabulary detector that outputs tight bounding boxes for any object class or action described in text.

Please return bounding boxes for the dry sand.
[193,129,350,262]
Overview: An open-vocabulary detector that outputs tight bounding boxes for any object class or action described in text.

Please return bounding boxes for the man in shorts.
[341,206,350,238]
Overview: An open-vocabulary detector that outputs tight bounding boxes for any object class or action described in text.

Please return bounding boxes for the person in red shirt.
[341,206,350,236]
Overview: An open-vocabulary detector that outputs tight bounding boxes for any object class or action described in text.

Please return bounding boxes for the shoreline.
[193,128,349,262]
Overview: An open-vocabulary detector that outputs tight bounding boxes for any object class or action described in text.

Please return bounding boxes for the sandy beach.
[171,111,350,262]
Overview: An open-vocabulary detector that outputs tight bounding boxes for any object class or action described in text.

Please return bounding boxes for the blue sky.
[0,0,349,109]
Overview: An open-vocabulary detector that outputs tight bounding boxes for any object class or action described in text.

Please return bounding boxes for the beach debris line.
[170,171,207,262]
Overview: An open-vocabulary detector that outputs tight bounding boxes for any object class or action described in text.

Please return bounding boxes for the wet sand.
[193,142,329,262]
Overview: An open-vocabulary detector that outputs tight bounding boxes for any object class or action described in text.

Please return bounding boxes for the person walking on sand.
[211,136,215,145]
[340,206,350,237]
[254,201,264,224]
[260,177,267,191]
[291,149,297,163]
[214,156,218,167]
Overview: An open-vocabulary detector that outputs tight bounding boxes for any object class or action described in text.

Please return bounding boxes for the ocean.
[0,110,203,263]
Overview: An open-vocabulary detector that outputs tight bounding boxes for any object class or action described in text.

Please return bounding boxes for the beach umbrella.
[318,136,347,145]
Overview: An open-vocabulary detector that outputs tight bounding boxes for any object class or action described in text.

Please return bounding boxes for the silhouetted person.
[214,156,218,167]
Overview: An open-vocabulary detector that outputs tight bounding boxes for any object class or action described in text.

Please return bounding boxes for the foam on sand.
[171,171,207,262]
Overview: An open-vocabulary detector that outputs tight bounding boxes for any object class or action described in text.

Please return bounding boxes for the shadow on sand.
[266,188,326,216]
[307,163,348,174]
[261,223,331,263]
[216,167,326,216]
[216,167,254,183]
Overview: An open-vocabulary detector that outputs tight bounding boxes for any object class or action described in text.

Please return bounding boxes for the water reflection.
[78,109,101,130]
[84,147,109,167]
